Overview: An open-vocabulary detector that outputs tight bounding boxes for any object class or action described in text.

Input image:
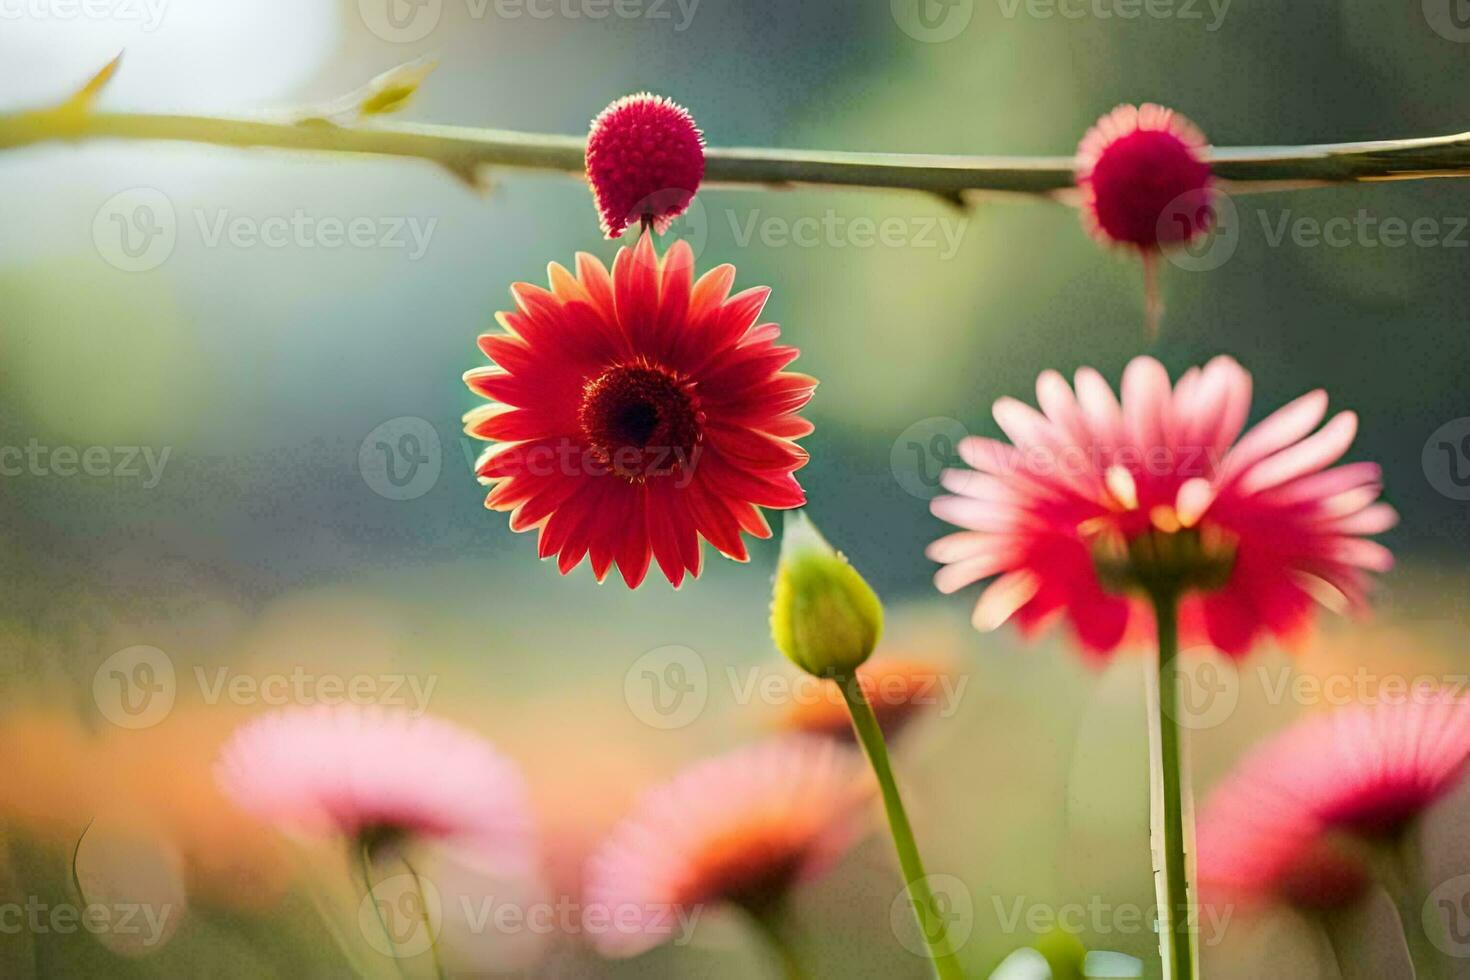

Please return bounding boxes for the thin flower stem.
[1314,911,1353,980]
[1371,832,1443,980]
[745,903,809,980]
[6,106,1470,198]
[400,856,447,980]
[1146,591,1197,980]
[837,672,967,980]
[358,842,408,980]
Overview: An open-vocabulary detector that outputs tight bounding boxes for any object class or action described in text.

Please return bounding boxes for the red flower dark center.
[578,363,702,480]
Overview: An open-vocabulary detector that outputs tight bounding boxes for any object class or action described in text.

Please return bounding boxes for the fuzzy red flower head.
[1076,103,1213,251]
[586,93,706,239]
[463,234,814,588]
[927,355,1396,659]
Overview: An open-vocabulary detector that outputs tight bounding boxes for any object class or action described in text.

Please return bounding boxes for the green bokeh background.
[2,1,1470,976]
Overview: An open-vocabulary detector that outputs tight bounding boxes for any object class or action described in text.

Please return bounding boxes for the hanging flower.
[927,355,1395,658]
[1075,103,1214,333]
[583,737,870,958]
[1197,690,1470,909]
[214,704,536,873]
[1076,103,1213,251]
[586,93,706,238]
[464,233,814,588]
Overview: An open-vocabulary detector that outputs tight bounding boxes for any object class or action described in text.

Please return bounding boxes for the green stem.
[838,672,966,980]
[1147,591,1197,980]
[358,842,407,980]
[7,103,1470,198]
[745,902,809,980]
[401,856,447,980]
[1314,915,1349,980]
[1371,832,1442,980]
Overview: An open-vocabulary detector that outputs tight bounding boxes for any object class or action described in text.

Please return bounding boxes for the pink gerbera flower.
[464,233,814,588]
[586,93,706,238]
[215,705,536,872]
[927,355,1396,658]
[1197,691,1470,909]
[583,737,869,958]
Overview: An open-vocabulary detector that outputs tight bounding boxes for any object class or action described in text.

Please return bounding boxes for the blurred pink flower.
[215,705,535,873]
[583,737,870,958]
[1197,691,1470,909]
[927,355,1395,658]
[779,656,956,743]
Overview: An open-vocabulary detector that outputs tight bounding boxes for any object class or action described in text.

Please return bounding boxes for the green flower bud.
[770,511,883,678]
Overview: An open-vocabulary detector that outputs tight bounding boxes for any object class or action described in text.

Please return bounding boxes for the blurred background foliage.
[1,0,1469,976]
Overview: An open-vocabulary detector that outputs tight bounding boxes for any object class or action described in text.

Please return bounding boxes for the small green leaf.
[357,57,438,117]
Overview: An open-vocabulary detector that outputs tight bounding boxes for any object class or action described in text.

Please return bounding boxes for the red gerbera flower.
[927,355,1395,659]
[586,93,706,239]
[463,234,814,588]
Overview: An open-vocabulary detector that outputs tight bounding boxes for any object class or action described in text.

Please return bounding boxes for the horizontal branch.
[2,105,1470,201]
